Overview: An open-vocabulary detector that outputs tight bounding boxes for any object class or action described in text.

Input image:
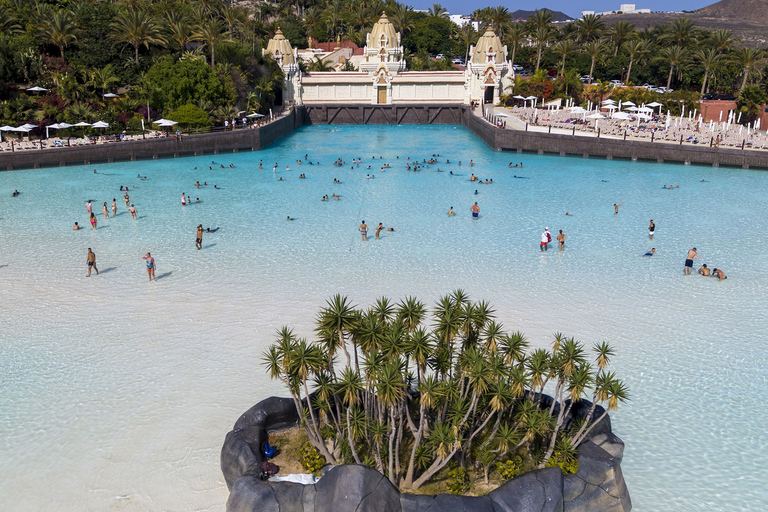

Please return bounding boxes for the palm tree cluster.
[480,12,766,96]
[263,292,628,491]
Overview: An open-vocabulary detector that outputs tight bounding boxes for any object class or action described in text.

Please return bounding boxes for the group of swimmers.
[685,248,726,279]
[358,220,393,240]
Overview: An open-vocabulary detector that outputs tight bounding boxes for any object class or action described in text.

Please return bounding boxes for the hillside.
[511,9,572,22]
[602,1,768,47]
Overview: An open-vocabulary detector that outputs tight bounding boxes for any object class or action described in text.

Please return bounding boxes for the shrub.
[446,465,470,494]
[166,104,211,129]
[496,456,524,480]
[299,443,326,474]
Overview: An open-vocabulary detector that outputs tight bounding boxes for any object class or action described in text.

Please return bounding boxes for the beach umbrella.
[72,122,92,127]
[103,93,119,98]
[25,86,48,93]
[636,113,652,120]
[0,125,15,142]
[587,113,605,119]
[495,113,510,117]
[92,121,110,128]
[602,99,616,104]
[246,113,265,118]
[152,118,172,124]
[605,104,618,110]
[625,106,639,112]
[623,101,636,106]
[612,112,631,120]
[156,120,177,126]
[513,95,525,99]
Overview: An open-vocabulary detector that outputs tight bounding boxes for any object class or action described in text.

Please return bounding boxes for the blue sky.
[409,0,715,19]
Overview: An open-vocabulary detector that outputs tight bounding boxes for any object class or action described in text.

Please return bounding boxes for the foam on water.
[1,125,767,511]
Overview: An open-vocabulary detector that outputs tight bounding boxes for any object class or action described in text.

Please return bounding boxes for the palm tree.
[583,40,606,84]
[529,8,555,32]
[193,18,231,67]
[166,18,194,54]
[110,9,165,65]
[659,45,688,91]
[665,18,698,47]
[390,5,414,35]
[0,9,22,34]
[734,47,765,91]
[573,13,604,44]
[623,39,649,85]
[489,6,513,38]
[608,20,635,56]
[694,48,724,95]
[220,5,246,38]
[318,294,358,369]
[552,40,578,76]
[708,29,737,51]
[507,24,527,68]
[87,65,120,96]
[531,26,552,71]
[41,9,79,59]
[427,3,448,19]
[307,55,332,72]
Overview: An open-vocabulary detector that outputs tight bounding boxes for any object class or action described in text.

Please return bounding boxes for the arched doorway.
[484,85,495,104]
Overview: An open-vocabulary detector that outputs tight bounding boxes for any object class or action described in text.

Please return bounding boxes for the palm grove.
[263,293,628,491]
[1,0,767,131]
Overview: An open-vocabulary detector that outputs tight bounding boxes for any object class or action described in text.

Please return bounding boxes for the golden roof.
[472,26,505,64]
[265,28,295,65]
[369,13,399,49]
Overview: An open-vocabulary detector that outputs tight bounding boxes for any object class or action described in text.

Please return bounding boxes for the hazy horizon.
[409,0,714,19]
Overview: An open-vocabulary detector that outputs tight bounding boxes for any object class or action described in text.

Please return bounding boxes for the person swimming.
[448,206,455,216]
[644,248,656,256]
[206,227,219,232]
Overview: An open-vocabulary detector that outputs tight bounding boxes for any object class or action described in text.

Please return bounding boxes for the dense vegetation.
[263,292,628,491]
[1,0,767,132]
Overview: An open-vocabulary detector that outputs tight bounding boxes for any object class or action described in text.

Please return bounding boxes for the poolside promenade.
[3,104,768,171]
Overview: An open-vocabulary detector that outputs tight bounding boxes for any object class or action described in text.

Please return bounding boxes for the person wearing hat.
[540,227,551,251]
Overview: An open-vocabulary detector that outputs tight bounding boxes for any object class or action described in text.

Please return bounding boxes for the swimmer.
[142,252,156,282]
[286,216,293,221]
[196,181,200,189]
[471,202,479,219]
[278,177,283,181]
[712,268,726,280]
[12,189,19,197]
[124,193,130,206]
[644,248,656,256]
[214,185,220,189]
[102,202,109,218]
[73,222,80,230]
[701,179,708,182]
[684,247,700,275]
[470,173,477,181]
[448,206,455,216]
[474,190,478,195]
[614,202,623,214]
[90,212,97,229]
[557,230,567,250]
[375,222,383,239]
[86,248,98,277]
[387,227,394,232]
[333,193,339,200]
[196,224,203,250]
[698,263,710,275]
[112,199,117,216]
[196,198,200,203]
[129,204,137,219]
[565,212,571,216]
[649,220,655,240]
[206,227,219,232]
[359,220,368,241]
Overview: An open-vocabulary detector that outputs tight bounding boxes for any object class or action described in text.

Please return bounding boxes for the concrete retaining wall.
[0,109,298,171]
[301,104,465,125]
[463,109,768,170]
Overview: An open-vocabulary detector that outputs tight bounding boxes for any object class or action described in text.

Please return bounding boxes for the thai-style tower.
[263,28,301,105]
[468,26,512,104]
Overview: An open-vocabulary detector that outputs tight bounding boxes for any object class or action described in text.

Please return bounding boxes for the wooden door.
[377,87,387,104]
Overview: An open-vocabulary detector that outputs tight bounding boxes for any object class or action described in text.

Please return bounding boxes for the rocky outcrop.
[221,396,631,512]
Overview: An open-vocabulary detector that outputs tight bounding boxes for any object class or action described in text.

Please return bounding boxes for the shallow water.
[0,125,766,512]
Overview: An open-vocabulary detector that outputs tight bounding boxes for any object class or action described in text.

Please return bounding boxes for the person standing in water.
[540,227,551,251]
[111,199,117,216]
[124,193,131,207]
[142,253,156,281]
[90,212,97,229]
[649,220,655,240]
[614,203,623,214]
[128,204,137,219]
[85,200,92,214]
[684,247,700,275]
[181,193,187,206]
[86,248,98,277]
[359,221,368,241]
[196,224,203,250]
[557,230,567,250]
[471,202,479,219]
[375,223,384,239]
[448,206,455,216]
[102,202,109,218]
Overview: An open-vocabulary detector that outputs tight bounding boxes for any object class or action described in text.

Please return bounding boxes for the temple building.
[263,15,513,106]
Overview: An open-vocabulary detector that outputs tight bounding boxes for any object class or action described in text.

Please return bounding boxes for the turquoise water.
[0,125,766,511]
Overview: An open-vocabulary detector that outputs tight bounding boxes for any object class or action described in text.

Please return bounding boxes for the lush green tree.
[623,39,649,85]
[573,14,604,44]
[734,47,765,91]
[193,18,231,67]
[166,103,212,128]
[658,45,688,90]
[736,84,768,125]
[694,49,725,95]
[608,20,635,56]
[139,56,236,112]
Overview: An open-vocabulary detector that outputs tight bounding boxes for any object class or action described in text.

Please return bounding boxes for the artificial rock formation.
[221,397,631,512]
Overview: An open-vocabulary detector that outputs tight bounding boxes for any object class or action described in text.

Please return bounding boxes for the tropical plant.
[262,294,628,491]
[552,40,578,77]
[608,20,635,56]
[506,24,527,69]
[193,18,231,67]
[658,45,688,91]
[693,49,725,95]
[623,39,649,86]
[583,41,607,85]
[427,3,449,19]
[734,47,765,91]
[110,9,165,65]
[573,14,604,44]
[40,9,79,59]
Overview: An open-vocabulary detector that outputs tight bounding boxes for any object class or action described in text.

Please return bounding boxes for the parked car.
[512,64,524,71]
[435,54,445,60]
[453,58,465,65]
[610,80,625,87]
[580,75,591,82]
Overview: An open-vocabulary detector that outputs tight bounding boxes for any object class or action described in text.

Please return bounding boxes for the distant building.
[449,14,481,31]
[581,4,651,17]
[263,15,513,106]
